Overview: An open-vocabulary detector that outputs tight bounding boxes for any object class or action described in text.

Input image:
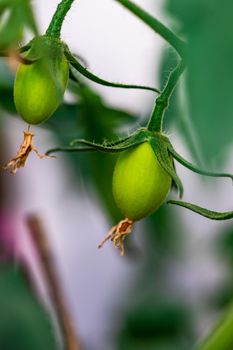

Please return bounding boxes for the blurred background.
[0,0,232,349]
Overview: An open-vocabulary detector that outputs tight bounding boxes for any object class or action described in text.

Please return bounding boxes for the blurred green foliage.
[218,227,233,265]
[166,0,233,163]
[0,60,15,113]
[118,300,190,350]
[210,227,233,309]
[115,205,195,350]
[0,264,56,350]
[0,0,37,51]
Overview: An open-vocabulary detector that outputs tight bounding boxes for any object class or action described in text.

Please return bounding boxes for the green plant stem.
[46,0,75,38]
[147,60,185,132]
[194,302,233,350]
[67,53,160,93]
[115,0,186,57]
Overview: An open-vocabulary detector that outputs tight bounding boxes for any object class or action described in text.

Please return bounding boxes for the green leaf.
[0,264,56,350]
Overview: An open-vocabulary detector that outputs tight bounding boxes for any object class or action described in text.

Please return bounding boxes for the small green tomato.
[98,141,172,255]
[14,37,69,125]
[113,141,172,221]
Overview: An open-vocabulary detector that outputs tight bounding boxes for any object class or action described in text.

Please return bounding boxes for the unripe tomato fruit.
[14,36,69,125]
[112,142,172,221]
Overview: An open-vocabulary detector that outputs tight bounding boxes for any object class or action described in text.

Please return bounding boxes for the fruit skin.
[112,142,172,221]
[14,36,69,125]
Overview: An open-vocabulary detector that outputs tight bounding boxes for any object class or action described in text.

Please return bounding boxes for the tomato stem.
[115,0,186,58]
[147,60,185,133]
[46,0,75,38]
[66,50,160,93]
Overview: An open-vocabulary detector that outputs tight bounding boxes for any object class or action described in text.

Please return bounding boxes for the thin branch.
[26,214,81,350]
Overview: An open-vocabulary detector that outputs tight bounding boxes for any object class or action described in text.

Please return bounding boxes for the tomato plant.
[0,0,233,349]
[2,0,233,245]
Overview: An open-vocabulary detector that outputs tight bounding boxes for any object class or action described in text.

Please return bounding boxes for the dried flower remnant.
[98,218,133,256]
[2,129,54,174]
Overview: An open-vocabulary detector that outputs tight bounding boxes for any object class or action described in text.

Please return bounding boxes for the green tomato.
[112,142,172,221]
[14,37,69,125]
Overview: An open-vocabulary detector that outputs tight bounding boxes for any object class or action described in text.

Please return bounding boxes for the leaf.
[0,264,56,350]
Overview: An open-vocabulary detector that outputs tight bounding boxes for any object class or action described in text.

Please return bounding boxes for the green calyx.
[46,129,182,208]
[47,128,150,155]
[23,36,66,61]
[47,127,233,221]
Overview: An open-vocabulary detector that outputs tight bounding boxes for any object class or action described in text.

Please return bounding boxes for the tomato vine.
[1,0,232,247]
[0,1,233,349]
